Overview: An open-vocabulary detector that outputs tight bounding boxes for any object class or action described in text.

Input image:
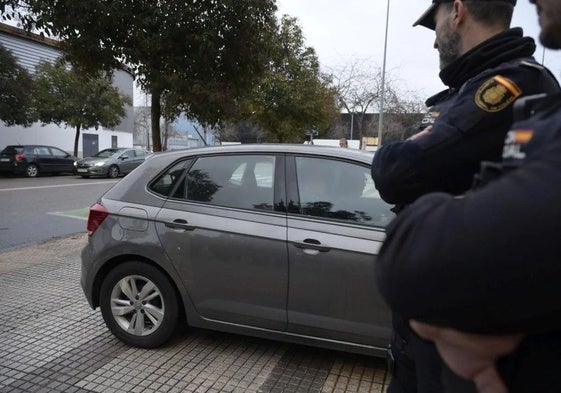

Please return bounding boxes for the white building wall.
[0,25,134,157]
[0,123,133,157]
[0,31,60,72]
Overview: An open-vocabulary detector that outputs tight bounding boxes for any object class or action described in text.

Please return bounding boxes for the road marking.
[0,181,118,192]
[48,207,90,220]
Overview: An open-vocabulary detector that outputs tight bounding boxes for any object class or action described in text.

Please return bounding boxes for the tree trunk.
[151,91,162,152]
[74,124,81,157]
[162,118,169,151]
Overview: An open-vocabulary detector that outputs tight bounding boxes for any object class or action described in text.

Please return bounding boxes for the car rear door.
[132,150,148,171]
[118,149,137,174]
[154,153,289,331]
[33,146,55,172]
[285,155,393,348]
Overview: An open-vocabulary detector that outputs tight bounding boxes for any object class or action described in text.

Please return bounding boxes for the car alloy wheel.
[25,164,38,177]
[100,262,179,348]
[108,165,120,178]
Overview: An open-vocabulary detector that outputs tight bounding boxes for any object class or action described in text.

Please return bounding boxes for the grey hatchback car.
[81,144,394,357]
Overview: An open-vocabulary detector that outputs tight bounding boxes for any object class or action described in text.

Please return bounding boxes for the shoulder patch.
[475,75,522,112]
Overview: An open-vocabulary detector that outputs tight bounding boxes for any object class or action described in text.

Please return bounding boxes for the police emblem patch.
[475,75,522,112]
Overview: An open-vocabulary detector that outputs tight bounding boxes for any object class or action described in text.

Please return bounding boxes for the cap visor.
[413,4,437,30]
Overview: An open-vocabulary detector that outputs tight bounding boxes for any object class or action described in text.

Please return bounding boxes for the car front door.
[285,155,393,348]
[154,154,289,330]
[49,147,74,173]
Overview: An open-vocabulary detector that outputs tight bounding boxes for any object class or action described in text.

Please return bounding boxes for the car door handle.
[292,238,331,252]
[165,219,195,231]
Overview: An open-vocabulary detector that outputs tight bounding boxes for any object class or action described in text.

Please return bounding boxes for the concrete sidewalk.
[0,234,390,393]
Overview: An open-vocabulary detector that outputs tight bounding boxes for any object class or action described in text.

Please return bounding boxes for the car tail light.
[14,153,24,161]
[87,203,109,235]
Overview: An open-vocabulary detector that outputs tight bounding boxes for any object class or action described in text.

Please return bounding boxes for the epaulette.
[425,88,454,107]
[519,60,545,70]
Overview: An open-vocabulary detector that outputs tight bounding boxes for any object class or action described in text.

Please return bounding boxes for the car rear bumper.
[0,161,27,175]
[80,241,97,309]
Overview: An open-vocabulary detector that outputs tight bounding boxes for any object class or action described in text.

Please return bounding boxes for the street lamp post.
[350,112,354,140]
[378,0,390,148]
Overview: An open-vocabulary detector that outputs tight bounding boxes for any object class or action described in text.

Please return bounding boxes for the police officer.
[375,0,561,391]
[371,1,560,392]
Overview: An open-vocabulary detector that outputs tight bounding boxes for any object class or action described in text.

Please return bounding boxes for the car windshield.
[94,148,127,158]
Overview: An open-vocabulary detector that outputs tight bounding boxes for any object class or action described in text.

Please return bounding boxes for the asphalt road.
[0,174,118,251]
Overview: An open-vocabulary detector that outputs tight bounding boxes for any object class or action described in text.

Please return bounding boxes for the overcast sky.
[276,0,561,100]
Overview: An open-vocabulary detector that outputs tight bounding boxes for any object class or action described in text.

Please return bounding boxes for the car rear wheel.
[107,165,120,178]
[25,164,38,177]
[99,262,179,348]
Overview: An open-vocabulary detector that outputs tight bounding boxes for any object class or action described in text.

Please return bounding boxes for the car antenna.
[192,125,209,146]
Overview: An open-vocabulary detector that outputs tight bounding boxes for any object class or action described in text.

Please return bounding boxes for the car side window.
[295,157,393,227]
[134,150,146,158]
[186,155,275,211]
[50,147,68,157]
[149,161,190,197]
[34,147,51,155]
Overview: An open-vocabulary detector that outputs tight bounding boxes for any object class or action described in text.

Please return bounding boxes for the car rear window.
[1,146,24,155]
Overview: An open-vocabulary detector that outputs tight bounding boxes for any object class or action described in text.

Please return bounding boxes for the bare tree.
[134,106,151,150]
[330,59,425,147]
[383,90,426,143]
[160,118,182,151]
[330,59,392,148]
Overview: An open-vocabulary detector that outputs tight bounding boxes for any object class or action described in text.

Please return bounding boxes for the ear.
[452,0,467,28]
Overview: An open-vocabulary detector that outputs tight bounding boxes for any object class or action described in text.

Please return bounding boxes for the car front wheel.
[107,165,120,178]
[25,164,38,177]
[99,262,179,348]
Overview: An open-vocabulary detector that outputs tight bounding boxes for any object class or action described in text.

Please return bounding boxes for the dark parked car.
[81,145,393,356]
[75,147,150,178]
[0,145,78,177]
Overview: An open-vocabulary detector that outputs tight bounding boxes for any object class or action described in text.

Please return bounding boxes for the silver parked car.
[81,144,393,356]
[75,147,150,178]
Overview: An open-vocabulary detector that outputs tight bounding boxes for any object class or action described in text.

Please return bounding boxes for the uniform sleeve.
[372,69,534,205]
[375,138,561,335]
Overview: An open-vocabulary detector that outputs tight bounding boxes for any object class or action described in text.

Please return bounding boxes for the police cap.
[413,0,517,30]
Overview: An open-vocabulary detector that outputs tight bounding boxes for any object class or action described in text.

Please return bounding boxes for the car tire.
[25,164,39,177]
[99,261,179,348]
[81,175,90,178]
[107,165,120,178]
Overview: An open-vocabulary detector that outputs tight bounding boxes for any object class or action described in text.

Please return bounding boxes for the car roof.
[100,147,148,151]
[4,145,64,149]
[149,144,374,164]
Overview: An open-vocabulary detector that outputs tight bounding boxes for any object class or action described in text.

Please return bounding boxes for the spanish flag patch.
[475,75,522,112]
[513,129,534,144]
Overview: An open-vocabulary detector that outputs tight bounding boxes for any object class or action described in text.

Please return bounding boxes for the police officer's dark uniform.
[370,1,560,392]
[375,91,561,393]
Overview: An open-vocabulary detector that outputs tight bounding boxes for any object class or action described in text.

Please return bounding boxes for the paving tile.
[0,235,390,393]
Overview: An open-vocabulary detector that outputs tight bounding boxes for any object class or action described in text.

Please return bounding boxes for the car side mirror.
[120,155,129,160]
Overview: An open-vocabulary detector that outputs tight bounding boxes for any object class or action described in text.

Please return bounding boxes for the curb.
[0,232,87,274]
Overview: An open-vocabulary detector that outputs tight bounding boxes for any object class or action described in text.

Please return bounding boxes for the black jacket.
[372,28,560,205]
[376,93,561,392]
